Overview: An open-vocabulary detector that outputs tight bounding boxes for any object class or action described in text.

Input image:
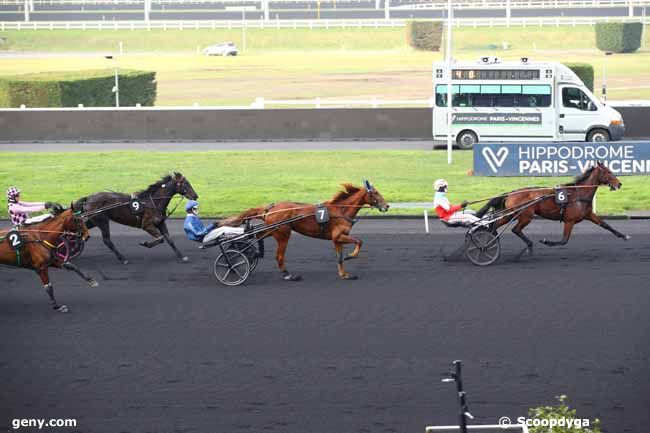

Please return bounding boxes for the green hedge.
[0,69,156,108]
[406,21,443,51]
[595,22,643,53]
[563,62,594,92]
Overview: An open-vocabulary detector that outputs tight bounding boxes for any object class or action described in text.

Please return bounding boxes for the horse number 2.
[7,231,23,249]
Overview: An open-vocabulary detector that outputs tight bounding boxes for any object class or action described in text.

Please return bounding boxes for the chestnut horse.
[476,161,630,255]
[222,181,389,281]
[0,207,97,312]
[75,172,198,264]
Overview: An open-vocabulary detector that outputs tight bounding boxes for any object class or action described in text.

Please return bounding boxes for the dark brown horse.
[222,180,389,281]
[75,172,198,264]
[0,207,96,312]
[476,161,630,255]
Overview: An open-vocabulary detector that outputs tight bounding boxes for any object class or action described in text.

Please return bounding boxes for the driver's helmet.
[185,200,199,214]
[433,179,448,192]
[6,187,20,203]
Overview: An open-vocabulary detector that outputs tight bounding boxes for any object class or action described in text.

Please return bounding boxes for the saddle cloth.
[202,226,245,244]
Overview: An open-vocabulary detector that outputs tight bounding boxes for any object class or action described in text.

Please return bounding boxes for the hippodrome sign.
[473,142,650,176]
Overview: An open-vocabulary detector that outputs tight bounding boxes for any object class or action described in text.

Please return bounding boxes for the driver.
[433,179,479,226]
[6,187,60,226]
[183,200,217,242]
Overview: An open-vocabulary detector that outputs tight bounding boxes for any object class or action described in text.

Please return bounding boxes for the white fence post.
[424,210,430,234]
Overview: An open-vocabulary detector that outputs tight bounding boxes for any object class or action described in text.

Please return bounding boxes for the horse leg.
[62,262,99,287]
[586,212,631,241]
[334,242,357,280]
[540,221,576,246]
[97,219,129,265]
[139,224,165,249]
[273,228,301,281]
[37,268,67,313]
[339,234,363,261]
[157,222,188,263]
[512,215,534,256]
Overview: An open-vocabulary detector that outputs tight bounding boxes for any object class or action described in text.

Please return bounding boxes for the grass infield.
[1,26,649,104]
[0,151,645,217]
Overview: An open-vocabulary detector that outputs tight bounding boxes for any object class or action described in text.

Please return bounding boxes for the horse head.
[594,161,622,191]
[171,172,199,200]
[362,179,389,213]
[63,206,90,241]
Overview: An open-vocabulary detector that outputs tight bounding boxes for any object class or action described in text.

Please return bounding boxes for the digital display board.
[452,69,541,80]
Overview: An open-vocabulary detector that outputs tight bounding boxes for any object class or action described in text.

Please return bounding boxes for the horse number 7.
[318,210,325,219]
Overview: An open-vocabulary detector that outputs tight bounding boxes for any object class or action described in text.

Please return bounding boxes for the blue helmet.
[185,200,199,212]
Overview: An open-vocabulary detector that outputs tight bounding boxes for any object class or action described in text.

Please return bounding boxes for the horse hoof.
[343,255,356,261]
[624,235,631,241]
[179,256,189,263]
[88,279,99,288]
[538,239,548,245]
[56,305,68,313]
[121,260,129,265]
[283,273,302,281]
[342,274,358,280]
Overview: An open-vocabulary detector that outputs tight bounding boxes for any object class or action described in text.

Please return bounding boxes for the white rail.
[0,0,648,6]
[1,15,649,30]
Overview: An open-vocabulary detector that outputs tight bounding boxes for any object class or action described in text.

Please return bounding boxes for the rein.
[465,184,604,206]
[236,204,375,222]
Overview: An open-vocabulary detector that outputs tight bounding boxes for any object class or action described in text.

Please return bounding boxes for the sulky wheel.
[230,240,260,272]
[54,237,71,262]
[66,235,85,260]
[465,228,501,266]
[213,249,251,286]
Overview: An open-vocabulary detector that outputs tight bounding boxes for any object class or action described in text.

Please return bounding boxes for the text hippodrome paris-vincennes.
[517,144,650,175]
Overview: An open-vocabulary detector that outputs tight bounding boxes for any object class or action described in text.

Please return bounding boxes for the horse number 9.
[130,199,144,215]
[132,202,139,211]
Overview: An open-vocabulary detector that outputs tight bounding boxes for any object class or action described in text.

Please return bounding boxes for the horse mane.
[138,173,176,195]
[565,165,596,186]
[328,184,363,203]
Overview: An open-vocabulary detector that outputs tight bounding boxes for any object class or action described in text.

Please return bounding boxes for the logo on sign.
[482,147,509,174]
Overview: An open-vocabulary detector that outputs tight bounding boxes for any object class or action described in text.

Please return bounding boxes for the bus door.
[558,85,600,141]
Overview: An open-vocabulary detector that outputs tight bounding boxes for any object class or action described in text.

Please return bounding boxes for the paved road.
[0,140,436,152]
[1,219,648,433]
[0,6,645,21]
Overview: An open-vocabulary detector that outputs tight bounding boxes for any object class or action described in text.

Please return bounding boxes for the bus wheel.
[456,130,478,150]
[587,128,610,142]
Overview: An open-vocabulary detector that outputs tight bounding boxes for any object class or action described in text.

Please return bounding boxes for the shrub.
[0,69,156,108]
[528,395,601,433]
[563,63,594,92]
[406,21,443,51]
[595,22,643,53]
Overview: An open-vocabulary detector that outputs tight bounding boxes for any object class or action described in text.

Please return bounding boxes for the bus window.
[436,84,551,108]
[562,87,597,111]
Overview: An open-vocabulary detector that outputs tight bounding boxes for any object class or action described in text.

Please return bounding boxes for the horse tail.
[219,206,266,227]
[475,195,506,218]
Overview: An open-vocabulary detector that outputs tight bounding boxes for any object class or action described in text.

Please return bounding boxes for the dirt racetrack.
[1,219,648,433]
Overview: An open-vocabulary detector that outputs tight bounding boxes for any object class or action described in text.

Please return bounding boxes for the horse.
[0,206,97,312]
[475,161,630,255]
[75,172,198,264]
[221,180,389,281]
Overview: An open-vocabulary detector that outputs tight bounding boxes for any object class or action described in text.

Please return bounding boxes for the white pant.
[447,212,480,226]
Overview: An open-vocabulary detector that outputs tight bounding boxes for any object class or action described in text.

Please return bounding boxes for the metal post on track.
[446,0,453,165]
[424,210,430,234]
[441,360,474,433]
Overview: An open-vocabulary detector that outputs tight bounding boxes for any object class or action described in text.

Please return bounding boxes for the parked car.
[203,42,238,56]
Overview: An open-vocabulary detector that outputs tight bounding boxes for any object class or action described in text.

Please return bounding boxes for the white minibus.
[432,57,625,149]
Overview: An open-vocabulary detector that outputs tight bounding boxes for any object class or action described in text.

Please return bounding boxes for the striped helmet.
[6,187,20,202]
